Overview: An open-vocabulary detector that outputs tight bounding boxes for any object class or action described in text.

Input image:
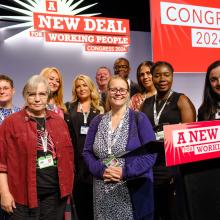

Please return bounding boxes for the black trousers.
[5,193,67,220]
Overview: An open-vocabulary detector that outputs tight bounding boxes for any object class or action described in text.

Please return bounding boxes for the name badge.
[103,154,119,167]
[80,126,89,135]
[155,130,164,140]
[38,155,54,169]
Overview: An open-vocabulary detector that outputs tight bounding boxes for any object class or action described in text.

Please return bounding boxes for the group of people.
[0,58,219,220]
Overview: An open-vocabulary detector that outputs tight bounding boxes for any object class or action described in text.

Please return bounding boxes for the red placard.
[164,120,220,166]
[150,0,220,73]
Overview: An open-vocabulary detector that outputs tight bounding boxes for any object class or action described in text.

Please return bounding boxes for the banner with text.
[164,120,220,166]
[150,0,220,72]
[0,0,130,52]
[32,11,130,52]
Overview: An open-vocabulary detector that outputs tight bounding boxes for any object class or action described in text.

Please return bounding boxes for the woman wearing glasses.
[0,75,74,220]
[66,74,103,220]
[83,75,156,220]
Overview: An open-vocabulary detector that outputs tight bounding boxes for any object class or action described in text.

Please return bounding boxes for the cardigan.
[0,109,74,208]
[83,109,157,219]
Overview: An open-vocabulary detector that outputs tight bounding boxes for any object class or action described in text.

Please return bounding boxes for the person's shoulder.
[129,108,147,119]
[47,110,65,121]
[2,109,25,125]
[91,113,104,124]
[130,80,139,89]
[143,94,155,104]
[178,93,193,104]
[131,92,142,100]
[13,106,21,112]
[65,101,77,113]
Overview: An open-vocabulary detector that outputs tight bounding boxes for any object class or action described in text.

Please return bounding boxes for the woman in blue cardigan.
[83,75,157,220]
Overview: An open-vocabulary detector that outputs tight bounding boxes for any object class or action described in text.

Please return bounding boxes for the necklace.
[33,116,46,131]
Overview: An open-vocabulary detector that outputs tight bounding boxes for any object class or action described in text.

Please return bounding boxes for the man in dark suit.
[113,57,140,97]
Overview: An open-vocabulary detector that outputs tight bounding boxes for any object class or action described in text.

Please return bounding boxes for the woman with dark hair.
[130,61,156,111]
[185,60,220,220]
[198,60,220,120]
[141,61,196,220]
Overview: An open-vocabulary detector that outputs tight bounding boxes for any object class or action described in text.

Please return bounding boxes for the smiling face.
[209,66,220,96]
[152,64,173,93]
[139,65,153,89]
[47,70,60,94]
[26,82,48,117]
[0,80,15,107]
[96,68,111,90]
[114,59,130,79]
[75,79,91,101]
[107,78,129,110]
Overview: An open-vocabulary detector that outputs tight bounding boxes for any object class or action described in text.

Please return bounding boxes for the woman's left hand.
[105,166,122,182]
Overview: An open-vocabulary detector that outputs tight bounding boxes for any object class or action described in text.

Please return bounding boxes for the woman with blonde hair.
[65,74,103,220]
[40,67,66,118]
[83,75,156,220]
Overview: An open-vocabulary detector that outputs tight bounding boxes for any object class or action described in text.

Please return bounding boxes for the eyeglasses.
[27,92,48,100]
[108,88,128,95]
[0,86,11,91]
[114,65,129,70]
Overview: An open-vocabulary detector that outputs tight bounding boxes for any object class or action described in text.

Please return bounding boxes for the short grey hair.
[22,75,50,99]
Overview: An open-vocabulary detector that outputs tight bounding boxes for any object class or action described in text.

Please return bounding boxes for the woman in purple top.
[83,76,157,220]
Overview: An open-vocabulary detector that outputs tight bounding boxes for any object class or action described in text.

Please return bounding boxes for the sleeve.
[83,115,106,179]
[122,111,157,180]
[0,121,9,172]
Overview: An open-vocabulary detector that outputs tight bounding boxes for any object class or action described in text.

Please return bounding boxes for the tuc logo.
[30,0,130,52]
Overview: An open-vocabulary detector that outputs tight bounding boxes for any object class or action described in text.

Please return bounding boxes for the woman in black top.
[198,60,220,121]
[186,60,220,220]
[66,74,104,220]
[141,61,196,220]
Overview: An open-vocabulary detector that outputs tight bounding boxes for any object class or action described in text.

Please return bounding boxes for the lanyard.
[79,102,90,125]
[153,91,173,126]
[41,131,48,153]
[0,107,15,121]
[107,110,126,155]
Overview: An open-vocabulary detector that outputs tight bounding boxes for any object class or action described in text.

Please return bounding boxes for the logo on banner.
[164,120,220,166]
[150,0,220,72]
[0,0,130,52]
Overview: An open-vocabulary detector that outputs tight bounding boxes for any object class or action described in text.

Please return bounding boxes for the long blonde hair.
[40,67,67,112]
[72,74,104,113]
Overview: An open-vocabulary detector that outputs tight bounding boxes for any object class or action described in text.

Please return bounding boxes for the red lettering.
[207,128,218,140]
[177,132,186,144]
[179,8,190,22]
[189,130,198,142]
[167,6,177,21]
[199,129,207,141]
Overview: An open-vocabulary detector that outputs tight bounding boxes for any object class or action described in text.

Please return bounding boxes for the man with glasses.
[0,74,20,125]
[113,57,140,97]
[0,75,20,219]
